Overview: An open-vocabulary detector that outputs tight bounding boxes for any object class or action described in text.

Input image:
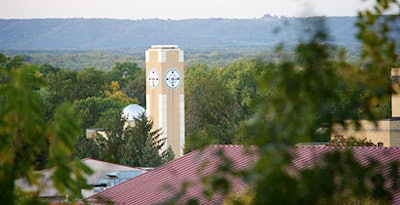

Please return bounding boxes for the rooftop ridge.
[80,158,145,170]
[208,144,246,148]
[295,145,400,149]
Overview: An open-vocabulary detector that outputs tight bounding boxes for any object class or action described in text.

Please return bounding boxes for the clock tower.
[145,45,185,157]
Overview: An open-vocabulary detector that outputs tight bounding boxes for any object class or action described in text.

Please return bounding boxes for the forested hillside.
[0,16,361,50]
[3,47,275,71]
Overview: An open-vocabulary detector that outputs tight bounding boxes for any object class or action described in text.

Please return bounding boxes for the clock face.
[148,69,160,89]
[164,68,181,89]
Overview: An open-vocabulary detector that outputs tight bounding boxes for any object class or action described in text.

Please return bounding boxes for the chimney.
[391,68,400,118]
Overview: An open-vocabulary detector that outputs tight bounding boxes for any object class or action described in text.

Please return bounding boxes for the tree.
[138,137,164,167]
[95,109,126,164]
[185,65,239,152]
[92,109,173,167]
[39,64,61,77]
[76,67,106,100]
[122,75,146,107]
[0,53,24,84]
[330,135,376,147]
[122,112,173,167]
[245,7,399,202]
[249,1,399,204]
[44,67,111,122]
[73,96,127,130]
[45,69,82,120]
[0,57,92,204]
[105,61,144,88]
[103,81,137,105]
[73,135,100,159]
[217,60,260,144]
[218,59,258,120]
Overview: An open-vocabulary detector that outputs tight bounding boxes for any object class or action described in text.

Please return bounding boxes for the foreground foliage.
[181,0,400,204]
[249,1,399,204]
[0,54,92,204]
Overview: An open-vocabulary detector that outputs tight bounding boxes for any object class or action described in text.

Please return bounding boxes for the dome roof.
[122,104,146,121]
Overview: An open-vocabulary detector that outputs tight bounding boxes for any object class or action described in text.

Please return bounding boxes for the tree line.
[0,51,272,169]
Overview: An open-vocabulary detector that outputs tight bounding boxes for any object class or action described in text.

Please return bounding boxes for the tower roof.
[151,45,178,49]
[122,104,145,121]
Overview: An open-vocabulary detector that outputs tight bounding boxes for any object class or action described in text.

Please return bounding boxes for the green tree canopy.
[105,61,144,88]
[185,64,239,152]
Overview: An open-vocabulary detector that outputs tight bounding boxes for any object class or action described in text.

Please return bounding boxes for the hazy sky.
[0,0,376,19]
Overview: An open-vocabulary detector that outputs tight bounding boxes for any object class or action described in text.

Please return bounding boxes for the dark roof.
[87,145,258,204]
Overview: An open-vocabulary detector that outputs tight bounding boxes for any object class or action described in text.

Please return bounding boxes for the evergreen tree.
[73,135,100,159]
[138,137,163,167]
[122,112,170,167]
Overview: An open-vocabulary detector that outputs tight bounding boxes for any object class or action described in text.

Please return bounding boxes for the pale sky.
[0,0,376,19]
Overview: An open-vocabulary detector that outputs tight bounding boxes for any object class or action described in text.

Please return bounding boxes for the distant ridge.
[0,17,362,50]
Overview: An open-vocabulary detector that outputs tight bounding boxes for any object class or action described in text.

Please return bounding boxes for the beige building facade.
[393,68,400,117]
[145,45,185,157]
[332,68,400,146]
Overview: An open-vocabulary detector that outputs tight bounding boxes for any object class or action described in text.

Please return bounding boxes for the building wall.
[332,120,392,146]
[390,120,400,146]
[331,68,400,146]
[392,68,400,117]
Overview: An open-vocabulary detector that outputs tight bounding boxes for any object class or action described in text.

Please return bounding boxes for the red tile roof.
[290,145,400,204]
[87,144,258,204]
[88,145,400,204]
